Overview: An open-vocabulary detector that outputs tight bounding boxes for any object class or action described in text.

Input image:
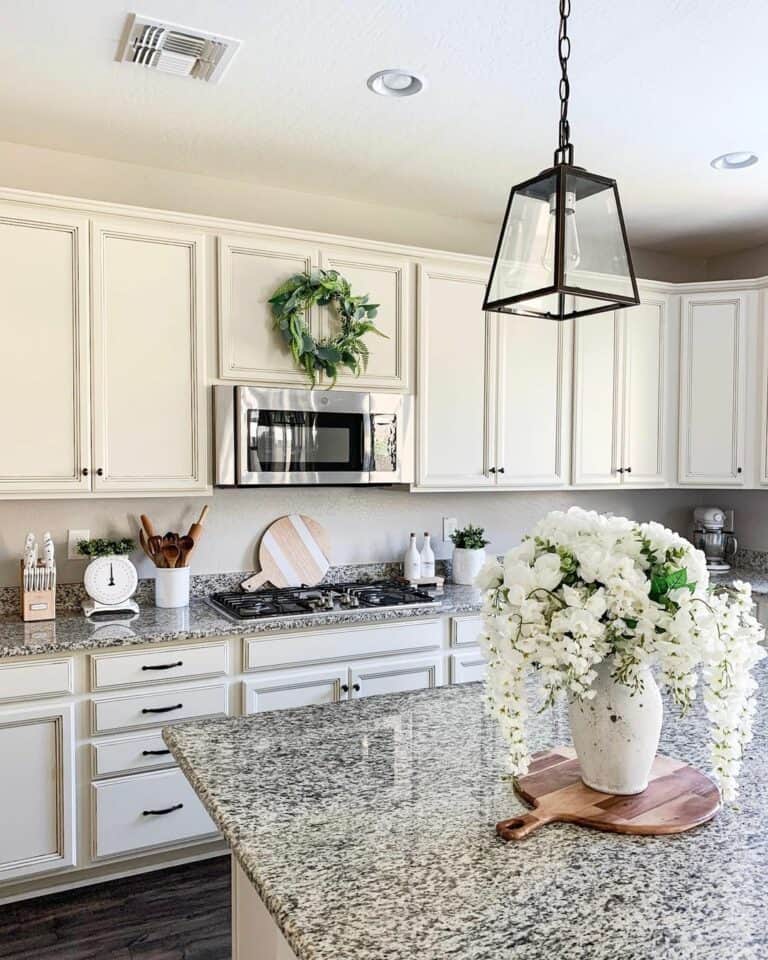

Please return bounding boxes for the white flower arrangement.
[477,507,766,801]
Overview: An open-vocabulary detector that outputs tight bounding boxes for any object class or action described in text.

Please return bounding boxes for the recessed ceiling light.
[710,151,759,170]
[367,69,424,98]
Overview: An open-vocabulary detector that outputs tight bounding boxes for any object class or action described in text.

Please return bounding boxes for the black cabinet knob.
[96,467,104,476]
[498,467,505,474]
[352,683,361,692]
[737,467,743,474]
[489,467,497,474]
[82,468,89,476]
[625,466,632,474]
[617,467,625,474]
[341,684,349,693]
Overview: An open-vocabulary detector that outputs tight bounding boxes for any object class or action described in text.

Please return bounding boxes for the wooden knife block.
[20,560,56,622]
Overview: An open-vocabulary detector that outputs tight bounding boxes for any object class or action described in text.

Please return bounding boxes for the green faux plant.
[78,538,135,559]
[269,268,386,387]
[450,525,490,550]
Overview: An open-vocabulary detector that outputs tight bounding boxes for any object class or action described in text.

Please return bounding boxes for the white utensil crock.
[568,660,663,795]
[453,547,486,586]
[155,567,190,609]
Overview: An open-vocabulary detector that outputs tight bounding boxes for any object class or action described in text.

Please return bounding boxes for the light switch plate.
[67,529,90,560]
[442,517,457,542]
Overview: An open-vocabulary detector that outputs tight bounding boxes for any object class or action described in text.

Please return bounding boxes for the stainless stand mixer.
[692,507,737,572]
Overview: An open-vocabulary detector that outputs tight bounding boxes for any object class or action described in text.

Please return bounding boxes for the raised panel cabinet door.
[495,314,571,486]
[349,655,443,698]
[0,703,75,881]
[679,294,747,485]
[0,204,90,495]
[621,297,668,486]
[90,219,208,493]
[242,667,347,714]
[416,260,495,488]
[318,246,411,390]
[218,233,319,384]
[572,311,622,486]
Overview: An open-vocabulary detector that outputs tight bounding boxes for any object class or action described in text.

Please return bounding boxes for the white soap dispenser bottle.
[404,532,421,581]
[420,531,435,578]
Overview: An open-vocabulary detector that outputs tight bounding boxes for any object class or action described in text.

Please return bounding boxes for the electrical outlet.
[442,517,457,542]
[68,529,90,560]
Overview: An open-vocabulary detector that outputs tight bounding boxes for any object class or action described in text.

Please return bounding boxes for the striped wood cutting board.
[241,515,332,591]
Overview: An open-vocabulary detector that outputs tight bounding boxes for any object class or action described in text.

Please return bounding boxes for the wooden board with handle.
[496,748,721,841]
[241,515,331,592]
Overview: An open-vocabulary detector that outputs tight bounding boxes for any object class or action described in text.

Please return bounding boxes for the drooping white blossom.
[477,507,765,801]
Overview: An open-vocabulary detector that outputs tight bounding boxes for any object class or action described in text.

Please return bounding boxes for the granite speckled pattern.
[0,584,482,659]
[164,665,768,960]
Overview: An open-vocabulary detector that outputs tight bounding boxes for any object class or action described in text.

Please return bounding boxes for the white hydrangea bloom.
[478,506,765,800]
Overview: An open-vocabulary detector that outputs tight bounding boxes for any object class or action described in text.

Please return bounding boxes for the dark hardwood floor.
[0,856,231,960]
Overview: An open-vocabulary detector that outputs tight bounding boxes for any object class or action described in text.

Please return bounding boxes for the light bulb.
[542,191,581,271]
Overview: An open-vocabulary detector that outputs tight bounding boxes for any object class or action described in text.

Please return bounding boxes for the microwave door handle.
[363,414,374,475]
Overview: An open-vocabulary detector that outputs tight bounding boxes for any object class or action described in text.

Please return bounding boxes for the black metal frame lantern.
[483,1,639,321]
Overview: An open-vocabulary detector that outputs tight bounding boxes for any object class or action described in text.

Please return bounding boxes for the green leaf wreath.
[269,269,386,386]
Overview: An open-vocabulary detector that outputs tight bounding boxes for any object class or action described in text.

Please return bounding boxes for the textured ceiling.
[0,0,765,256]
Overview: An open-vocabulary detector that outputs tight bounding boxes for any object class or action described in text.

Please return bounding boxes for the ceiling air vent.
[116,14,240,83]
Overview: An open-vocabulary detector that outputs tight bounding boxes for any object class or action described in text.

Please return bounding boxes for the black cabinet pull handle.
[341,684,349,693]
[142,748,171,756]
[142,803,183,816]
[142,661,183,671]
[141,704,183,715]
[352,683,361,692]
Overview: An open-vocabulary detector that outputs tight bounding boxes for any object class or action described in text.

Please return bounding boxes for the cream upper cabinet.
[416,259,495,488]
[572,311,623,485]
[494,314,571,486]
[318,245,411,391]
[218,233,319,384]
[0,703,75,882]
[90,218,208,493]
[679,292,748,486]
[0,204,91,495]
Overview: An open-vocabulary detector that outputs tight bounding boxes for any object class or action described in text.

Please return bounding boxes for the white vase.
[568,659,663,795]
[452,547,486,585]
[155,567,190,609]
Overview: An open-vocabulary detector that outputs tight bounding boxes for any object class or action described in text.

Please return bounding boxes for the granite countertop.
[164,663,768,960]
[0,584,483,660]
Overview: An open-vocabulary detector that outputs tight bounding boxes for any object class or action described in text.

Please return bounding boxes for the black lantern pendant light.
[483,0,639,321]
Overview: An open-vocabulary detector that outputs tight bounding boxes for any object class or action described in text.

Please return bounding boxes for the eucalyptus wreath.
[269,269,385,386]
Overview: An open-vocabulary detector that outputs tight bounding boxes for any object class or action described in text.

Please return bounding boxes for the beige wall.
[707,242,768,281]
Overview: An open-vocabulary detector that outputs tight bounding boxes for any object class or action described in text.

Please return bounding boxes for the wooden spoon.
[161,543,181,569]
[148,536,165,567]
[177,535,196,568]
[140,514,156,539]
[138,528,154,561]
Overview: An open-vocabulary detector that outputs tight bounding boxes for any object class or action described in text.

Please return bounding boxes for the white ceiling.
[0,0,766,257]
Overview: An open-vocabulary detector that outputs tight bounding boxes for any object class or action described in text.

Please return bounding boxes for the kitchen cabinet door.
[0,703,75,881]
[0,204,91,495]
[495,314,571,486]
[679,293,748,485]
[218,233,319,384]
[621,297,669,486]
[90,218,208,493]
[450,652,487,685]
[242,667,347,714]
[416,259,495,488]
[349,656,443,698]
[572,311,623,485]
[319,246,411,391]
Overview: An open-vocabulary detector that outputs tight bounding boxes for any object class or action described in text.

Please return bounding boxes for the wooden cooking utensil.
[177,535,196,568]
[186,505,209,545]
[148,535,165,567]
[496,748,721,841]
[138,528,153,561]
[241,515,331,592]
[160,543,181,569]
[140,514,156,539]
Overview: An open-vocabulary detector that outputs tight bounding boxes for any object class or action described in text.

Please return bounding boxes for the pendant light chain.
[555,0,574,165]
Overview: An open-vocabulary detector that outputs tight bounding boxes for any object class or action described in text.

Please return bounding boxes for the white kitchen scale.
[82,555,140,618]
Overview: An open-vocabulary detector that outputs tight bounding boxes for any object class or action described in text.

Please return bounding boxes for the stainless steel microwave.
[214,386,413,486]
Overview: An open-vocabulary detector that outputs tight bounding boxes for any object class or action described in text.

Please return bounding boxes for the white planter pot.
[452,548,486,586]
[155,567,190,609]
[568,659,663,795]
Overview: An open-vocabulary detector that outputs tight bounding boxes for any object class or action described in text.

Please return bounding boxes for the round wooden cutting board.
[241,515,332,592]
[496,747,721,841]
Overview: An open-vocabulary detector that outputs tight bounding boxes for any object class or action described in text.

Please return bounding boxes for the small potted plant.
[450,524,490,585]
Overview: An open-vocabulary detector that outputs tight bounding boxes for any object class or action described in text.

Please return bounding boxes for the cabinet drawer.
[451,616,484,648]
[245,619,442,672]
[91,682,228,735]
[90,642,229,691]
[0,658,73,703]
[92,731,177,778]
[91,768,217,859]
[450,652,487,685]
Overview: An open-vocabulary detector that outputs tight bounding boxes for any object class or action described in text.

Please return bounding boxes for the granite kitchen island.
[164,665,768,960]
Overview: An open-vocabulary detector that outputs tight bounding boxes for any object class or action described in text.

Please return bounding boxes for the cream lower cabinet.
[678,291,750,486]
[573,292,672,487]
[0,703,76,881]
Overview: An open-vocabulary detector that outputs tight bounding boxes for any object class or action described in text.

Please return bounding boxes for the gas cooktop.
[209,581,439,622]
